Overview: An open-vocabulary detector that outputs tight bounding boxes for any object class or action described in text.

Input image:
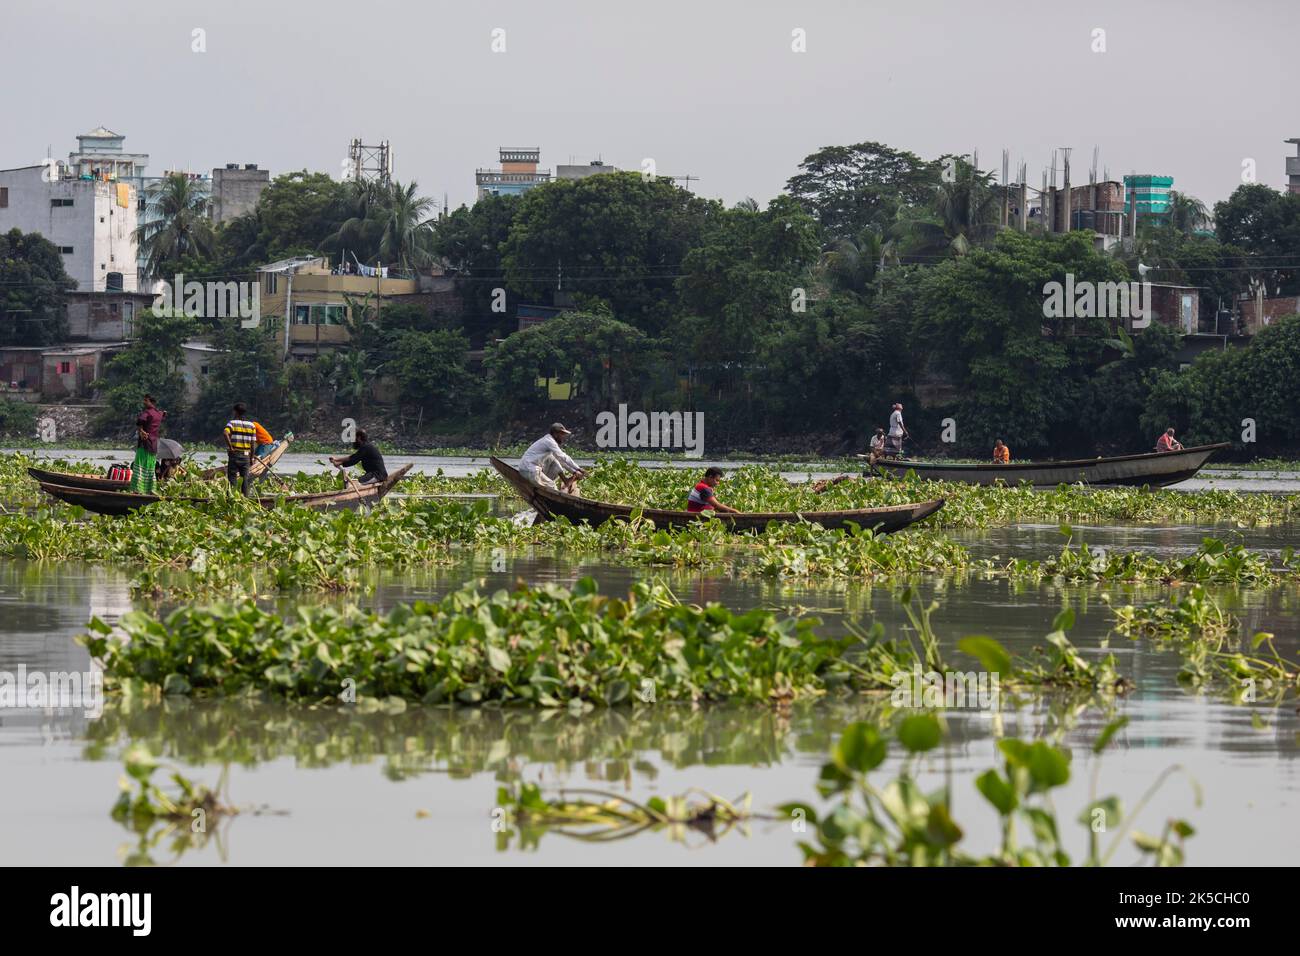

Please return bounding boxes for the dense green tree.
[388,329,478,416]
[254,171,349,261]
[1142,314,1300,454]
[913,230,1132,455]
[1214,184,1300,295]
[894,157,1003,261]
[501,173,713,334]
[0,228,75,345]
[786,142,936,239]
[485,309,651,421]
[190,323,282,439]
[430,194,521,342]
[96,310,196,427]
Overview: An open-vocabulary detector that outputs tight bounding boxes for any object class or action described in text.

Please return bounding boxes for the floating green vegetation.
[494,783,755,849]
[83,578,870,706]
[83,579,1133,708]
[999,529,1291,586]
[1109,587,1299,700]
[781,714,1199,867]
[111,743,238,866]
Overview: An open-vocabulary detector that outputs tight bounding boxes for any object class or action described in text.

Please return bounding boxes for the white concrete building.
[0,164,139,292]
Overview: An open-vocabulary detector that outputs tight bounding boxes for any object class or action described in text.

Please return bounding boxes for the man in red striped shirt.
[686,467,741,514]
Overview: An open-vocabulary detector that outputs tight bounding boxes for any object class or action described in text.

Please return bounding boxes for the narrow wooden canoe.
[199,436,293,480]
[490,457,944,533]
[868,442,1230,488]
[27,466,129,492]
[27,439,294,492]
[35,464,412,517]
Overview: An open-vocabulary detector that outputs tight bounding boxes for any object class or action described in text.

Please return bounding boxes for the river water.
[1,453,1297,865]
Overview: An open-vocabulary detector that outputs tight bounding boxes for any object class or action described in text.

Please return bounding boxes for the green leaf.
[975,769,1017,815]
[897,713,942,753]
[1091,716,1129,754]
[486,645,512,674]
[833,722,887,774]
[957,636,1012,675]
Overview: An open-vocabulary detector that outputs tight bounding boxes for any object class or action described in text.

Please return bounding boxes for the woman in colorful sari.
[130,394,165,494]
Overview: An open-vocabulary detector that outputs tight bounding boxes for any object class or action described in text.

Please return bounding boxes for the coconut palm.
[1165,191,1211,237]
[377,181,436,272]
[135,174,215,279]
[893,160,1002,260]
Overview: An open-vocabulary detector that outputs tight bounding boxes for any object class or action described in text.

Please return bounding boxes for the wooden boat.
[490,457,944,533]
[26,466,129,493]
[867,442,1230,488]
[27,438,294,492]
[199,436,293,480]
[34,465,412,517]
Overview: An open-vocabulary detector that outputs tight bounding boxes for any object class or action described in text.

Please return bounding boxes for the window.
[200,365,209,375]
[109,303,119,314]
[294,304,311,325]
[324,304,345,325]
[263,273,278,295]
[50,198,74,208]
[0,186,7,208]
[58,361,72,375]
[58,246,74,254]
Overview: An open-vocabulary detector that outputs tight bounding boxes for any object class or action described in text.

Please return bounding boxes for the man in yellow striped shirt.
[223,402,257,496]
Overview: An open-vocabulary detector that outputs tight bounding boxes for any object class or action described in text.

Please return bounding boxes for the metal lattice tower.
[348,139,393,185]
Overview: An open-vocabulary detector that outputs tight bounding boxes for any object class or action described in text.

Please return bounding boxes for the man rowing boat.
[519,422,586,493]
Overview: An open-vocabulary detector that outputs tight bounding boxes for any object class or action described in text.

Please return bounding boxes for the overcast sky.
[4,0,1296,213]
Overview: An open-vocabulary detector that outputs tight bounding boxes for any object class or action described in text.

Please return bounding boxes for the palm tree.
[321,179,386,265]
[136,174,215,279]
[377,181,436,272]
[893,160,1002,260]
[1165,191,1211,237]
[733,197,760,212]
[818,229,887,295]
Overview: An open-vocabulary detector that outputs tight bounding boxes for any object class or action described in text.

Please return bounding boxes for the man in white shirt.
[519,422,586,492]
[886,403,908,456]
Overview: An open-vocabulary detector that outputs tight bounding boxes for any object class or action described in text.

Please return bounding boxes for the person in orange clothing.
[253,421,293,459]
[993,439,1011,463]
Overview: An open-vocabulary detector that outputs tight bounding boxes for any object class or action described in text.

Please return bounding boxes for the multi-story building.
[211,163,271,223]
[0,163,139,292]
[476,147,551,200]
[1123,174,1174,219]
[1285,139,1300,195]
[556,158,617,181]
[256,256,423,358]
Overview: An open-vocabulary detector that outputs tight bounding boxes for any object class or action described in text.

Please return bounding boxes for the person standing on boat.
[519,423,586,493]
[330,428,388,484]
[1155,428,1184,452]
[886,403,908,457]
[129,394,165,494]
[223,402,258,496]
[687,467,741,514]
[993,439,1011,463]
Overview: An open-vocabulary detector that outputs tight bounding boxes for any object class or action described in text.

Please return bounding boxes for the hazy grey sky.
[4,0,1296,212]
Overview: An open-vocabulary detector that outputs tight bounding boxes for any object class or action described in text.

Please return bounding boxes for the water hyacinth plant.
[781,714,1198,867]
[82,578,871,706]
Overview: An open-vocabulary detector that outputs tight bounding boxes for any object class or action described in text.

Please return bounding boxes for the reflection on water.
[0,523,1297,865]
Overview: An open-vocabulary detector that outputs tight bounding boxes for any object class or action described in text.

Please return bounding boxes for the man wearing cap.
[519,423,586,493]
[885,402,908,457]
